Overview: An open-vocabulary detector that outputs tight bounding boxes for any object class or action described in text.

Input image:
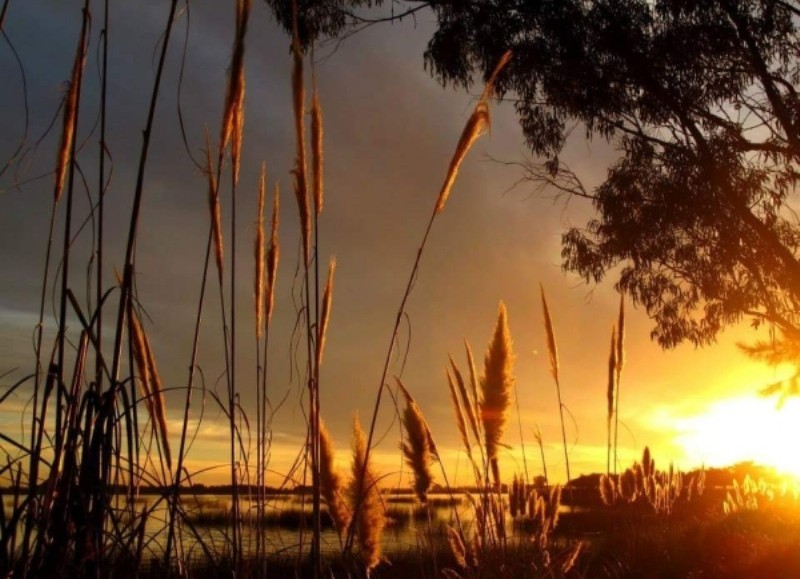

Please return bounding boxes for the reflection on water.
[2,492,551,560]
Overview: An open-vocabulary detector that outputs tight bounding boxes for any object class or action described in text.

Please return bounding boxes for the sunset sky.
[0,1,794,487]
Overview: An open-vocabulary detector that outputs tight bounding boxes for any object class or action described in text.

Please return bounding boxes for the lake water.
[2,492,549,561]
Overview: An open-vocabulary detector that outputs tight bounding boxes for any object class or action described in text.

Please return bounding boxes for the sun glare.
[674,395,800,480]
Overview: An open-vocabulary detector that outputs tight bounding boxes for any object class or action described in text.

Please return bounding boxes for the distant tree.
[418,0,800,352]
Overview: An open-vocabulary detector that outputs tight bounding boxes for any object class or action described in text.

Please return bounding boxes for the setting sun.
[674,394,800,479]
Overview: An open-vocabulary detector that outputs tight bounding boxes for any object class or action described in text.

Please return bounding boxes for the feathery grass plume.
[220,0,251,153]
[293,170,311,265]
[446,526,467,569]
[266,183,280,322]
[204,133,224,283]
[449,355,480,444]
[311,86,324,214]
[129,307,171,469]
[398,382,434,503]
[350,414,386,573]
[642,446,653,478]
[142,324,171,470]
[290,1,310,264]
[54,16,88,202]
[619,468,636,501]
[606,326,617,474]
[230,82,245,185]
[540,286,559,384]
[319,420,351,536]
[316,257,336,366]
[395,379,440,461]
[548,484,562,529]
[540,285,571,485]
[255,163,266,337]
[446,368,472,455]
[480,301,515,487]
[128,306,154,419]
[464,341,481,432]
[435,51,512,214]
[599,474,616,506]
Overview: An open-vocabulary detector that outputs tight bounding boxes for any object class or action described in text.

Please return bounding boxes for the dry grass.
[311,86,324,215]
[435,51,511,214]
[349,415,386,573]
[319,420,351,537]
[480,301,514,487]
[399,387,435,504]
[53,12,87,202]
[316,257,336,367]
[255,163,266,337]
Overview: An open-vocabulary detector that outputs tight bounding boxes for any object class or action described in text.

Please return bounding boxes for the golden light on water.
[674,394,800,479]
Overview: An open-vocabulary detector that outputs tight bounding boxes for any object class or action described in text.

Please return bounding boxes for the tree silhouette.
[418,0,800,349]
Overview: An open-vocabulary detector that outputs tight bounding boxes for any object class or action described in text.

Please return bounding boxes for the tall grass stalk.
[95,0,110,396]
[345,49,512,556]
[540,285,571,487]
[614,294,625,475]
[220,1,252,568]
[254,163,267,567]
[257,180,280,568]
[54,0,90,474]
[606,326,617,476]
[287,5,327,572]
[25,1,89,566]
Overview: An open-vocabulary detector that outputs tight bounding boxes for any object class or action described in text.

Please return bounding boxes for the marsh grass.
[4,3,797,579]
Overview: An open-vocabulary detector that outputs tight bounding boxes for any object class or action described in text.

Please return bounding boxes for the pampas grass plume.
[480,301,514,486]
[142,326,171,469]
[316,257,336,366]
[311,87,324,214]
[350,414,386,573]
[446,526,467,569]
[449,355,480,444]
[435,51,511,214]
[290,3,310,263]
[220,0,251,154]
[446,368,472,455]
[255,163,266,337]
[464,340,481,432]
[129,307,171,469]
[540,285,559,384]
[266,182,280,321]
[398,382,434,503]
[319,420,350,536]
[54,19,87,202]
